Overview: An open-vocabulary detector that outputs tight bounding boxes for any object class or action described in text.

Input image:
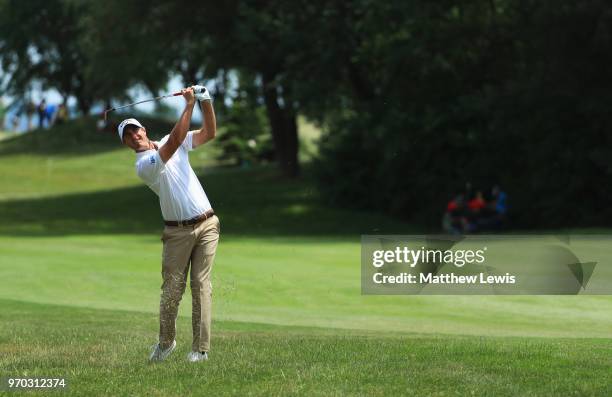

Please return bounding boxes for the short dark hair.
[123,124,141,134]
[122,124,142,142]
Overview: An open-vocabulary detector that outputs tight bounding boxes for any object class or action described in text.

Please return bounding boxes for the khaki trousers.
[159,215,220,352]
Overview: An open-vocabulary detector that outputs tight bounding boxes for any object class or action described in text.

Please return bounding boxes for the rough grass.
[2,300,611,397]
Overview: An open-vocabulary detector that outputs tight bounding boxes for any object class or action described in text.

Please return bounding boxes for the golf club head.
[102,108,115,122]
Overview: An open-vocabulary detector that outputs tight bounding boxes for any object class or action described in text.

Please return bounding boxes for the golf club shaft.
[107,92,182,112]
[102,86,204,121]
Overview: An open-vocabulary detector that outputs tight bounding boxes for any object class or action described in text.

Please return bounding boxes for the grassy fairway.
[0,121,611,395]
[1,234,612,339]
[2,300,611,396]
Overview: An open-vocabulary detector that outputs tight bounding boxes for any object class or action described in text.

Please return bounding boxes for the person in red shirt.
[443,194,467,234]
[468,191,486,212]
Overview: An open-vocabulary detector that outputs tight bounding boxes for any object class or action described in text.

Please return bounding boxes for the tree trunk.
[262,73,300,177]
[77,97,91,115]
[212,69,228,117]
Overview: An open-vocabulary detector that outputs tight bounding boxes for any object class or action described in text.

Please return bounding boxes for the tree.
[95,0,305,176]
[226,1,305,177]
[0,0,94,113]
[312,0,612,229]
[79,0,177,110]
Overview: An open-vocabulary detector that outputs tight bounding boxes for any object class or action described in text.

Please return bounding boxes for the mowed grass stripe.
[1,235,611,338]
[1,299,610,396]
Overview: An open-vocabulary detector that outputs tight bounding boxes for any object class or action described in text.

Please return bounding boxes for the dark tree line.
[315,0,612,228]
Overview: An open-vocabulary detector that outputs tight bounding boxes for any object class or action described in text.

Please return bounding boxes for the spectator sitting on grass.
[487,185,508,230]
[466,190,486,232]
[442,185,509,234]
[492,185,507,215]
[468,190,485,212]
[442,193,467,234]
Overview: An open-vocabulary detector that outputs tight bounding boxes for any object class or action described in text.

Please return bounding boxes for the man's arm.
[158,88,196,163]
[192,100,216,149]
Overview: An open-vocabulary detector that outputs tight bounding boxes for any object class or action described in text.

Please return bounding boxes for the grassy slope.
[0,119,611,395]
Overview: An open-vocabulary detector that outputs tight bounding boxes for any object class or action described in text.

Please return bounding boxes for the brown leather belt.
[164,210,215,227]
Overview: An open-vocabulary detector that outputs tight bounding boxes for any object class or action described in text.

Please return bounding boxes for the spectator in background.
[468,191,486,212]
[492,185,507,215]
[442,185,509,234]
[489,185,508,230]
[443,193,467,234]
[466,190,486,232]
[37,99,47,128]
[45,103,57,127]
[26,101,36,130]
[55,103,68,125]
[11,114,20,131]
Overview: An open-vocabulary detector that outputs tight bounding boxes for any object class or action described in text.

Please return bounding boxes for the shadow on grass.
[0,166,416,237]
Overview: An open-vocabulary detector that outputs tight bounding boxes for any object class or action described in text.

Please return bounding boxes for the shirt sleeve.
[136,151,164,184]
[181,131,196,152]
[159,131,195,152]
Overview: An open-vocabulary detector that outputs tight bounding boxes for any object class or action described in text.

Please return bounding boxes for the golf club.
[102,87,205,121]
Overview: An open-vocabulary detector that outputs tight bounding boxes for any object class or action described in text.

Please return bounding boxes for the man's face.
[123,125,149,151]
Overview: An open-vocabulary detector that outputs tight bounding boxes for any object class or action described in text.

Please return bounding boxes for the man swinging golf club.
[118,85,219,363]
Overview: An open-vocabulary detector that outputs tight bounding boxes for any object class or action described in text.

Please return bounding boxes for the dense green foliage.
[314,1,612,228]
[1,1,612,226]
[0,0,93,111]
[215,75,274,166]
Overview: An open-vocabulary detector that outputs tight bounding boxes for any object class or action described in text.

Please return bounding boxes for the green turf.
[2,300,611,396]
[1,234,611,339]
[0,120,611,395]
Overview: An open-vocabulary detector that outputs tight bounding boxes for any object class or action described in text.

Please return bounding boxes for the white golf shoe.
[149,340,176,362]
[187,351,209,362]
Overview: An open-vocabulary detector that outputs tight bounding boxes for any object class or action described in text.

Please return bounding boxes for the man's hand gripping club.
[191,85,216,148]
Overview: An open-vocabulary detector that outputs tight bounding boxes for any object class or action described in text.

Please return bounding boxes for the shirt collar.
[135,141,159,159]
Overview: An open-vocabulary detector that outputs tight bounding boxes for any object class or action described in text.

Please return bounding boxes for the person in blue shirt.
[45,103,57,126]
[492,185,507,215]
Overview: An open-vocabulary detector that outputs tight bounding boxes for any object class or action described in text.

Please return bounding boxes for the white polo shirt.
[135,131,212,221]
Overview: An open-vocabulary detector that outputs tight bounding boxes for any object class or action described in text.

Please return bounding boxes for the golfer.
[118,86,219,363]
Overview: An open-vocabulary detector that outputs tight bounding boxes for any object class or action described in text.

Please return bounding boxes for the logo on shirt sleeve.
[149,155,156,164]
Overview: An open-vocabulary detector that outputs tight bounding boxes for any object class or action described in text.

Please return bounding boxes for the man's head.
[118,118,150,152]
